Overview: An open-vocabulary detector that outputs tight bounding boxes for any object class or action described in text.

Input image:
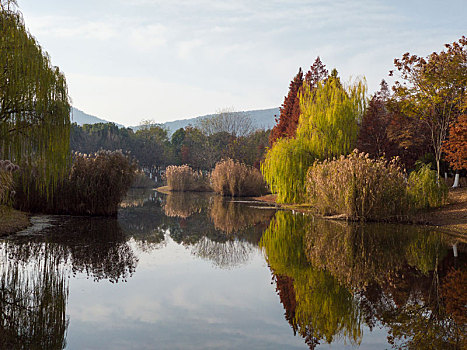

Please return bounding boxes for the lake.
[0,189,465,349]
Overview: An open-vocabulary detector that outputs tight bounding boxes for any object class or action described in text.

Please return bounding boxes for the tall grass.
[306,151,409,221]
[15,150,137,216]
[211,158,267,197]
[165,165,211,192]
[407,164,448,209]
[0,160,19,205]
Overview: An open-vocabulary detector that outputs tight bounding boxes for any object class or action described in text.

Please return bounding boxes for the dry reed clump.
[0,160,19,205]
[407,164,448,209]
[211,158,267,197]
[14,150,137,216]
[165,165,211,192]
[64,150,137,216]
[306,150,409,221]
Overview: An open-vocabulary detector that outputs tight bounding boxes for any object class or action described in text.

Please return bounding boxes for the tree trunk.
[452,172,460,188]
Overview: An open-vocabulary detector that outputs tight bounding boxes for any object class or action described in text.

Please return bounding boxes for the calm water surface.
[0,189,465,349]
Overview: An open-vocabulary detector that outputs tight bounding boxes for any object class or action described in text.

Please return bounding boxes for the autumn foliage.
[269,57,328,145]
[443,114,467,170]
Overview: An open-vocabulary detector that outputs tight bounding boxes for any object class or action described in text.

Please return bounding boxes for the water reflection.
[209,197,276,235]
[260,211,466,349]
[2,189,464,349]
[0,242,68,350]
[163,192,208,218]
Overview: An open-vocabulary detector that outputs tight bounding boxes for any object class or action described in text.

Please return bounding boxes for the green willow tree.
[0,1,71,198]
[261,75,366,203]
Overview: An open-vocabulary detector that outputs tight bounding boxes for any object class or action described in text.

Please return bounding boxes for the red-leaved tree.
[443,114,467,171]
[270,57,329,145]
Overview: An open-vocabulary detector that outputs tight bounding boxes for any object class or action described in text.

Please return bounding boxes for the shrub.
[165,165,211,192]
[211,158,266,197]
[407,164,448,209]
[306,150,409,221]
[0,160,19,205]
[15,150,137,216]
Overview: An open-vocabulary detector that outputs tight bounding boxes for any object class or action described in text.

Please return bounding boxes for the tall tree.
[357,80,392,158]
[269,68,303,144]
[0,1,71,197]
[390,36,467,178]
[269,57,329,145]
[197,108,254,138]
[262,75,366,203]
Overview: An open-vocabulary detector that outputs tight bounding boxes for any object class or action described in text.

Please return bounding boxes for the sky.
[17,0,467,127]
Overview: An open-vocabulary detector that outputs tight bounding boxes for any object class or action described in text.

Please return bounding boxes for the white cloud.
[130,24,167,50]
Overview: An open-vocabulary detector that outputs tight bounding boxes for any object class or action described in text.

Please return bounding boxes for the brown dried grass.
[165,165,211,192]
[211,159,267,197]
[306,150,409,221]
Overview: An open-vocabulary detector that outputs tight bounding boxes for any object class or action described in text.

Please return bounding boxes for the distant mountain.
[132,107,280,135]
[71,107,125,128]
[71,106,280,135]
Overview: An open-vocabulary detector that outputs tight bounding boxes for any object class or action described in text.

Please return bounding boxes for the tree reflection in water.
[0,242,68,350]
[0,215,142,348]
[191,236,255,268]
[261,211,466,349]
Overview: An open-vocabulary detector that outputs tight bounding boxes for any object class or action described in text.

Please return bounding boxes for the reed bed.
[0,160,19,205]
[306,151,409,221]
[15,150,137,216]
[165,165,211,192]
[211,158,267,197]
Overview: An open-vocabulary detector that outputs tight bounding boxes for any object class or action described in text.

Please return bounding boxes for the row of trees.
[71,110,271,171]
[265,37,466,204]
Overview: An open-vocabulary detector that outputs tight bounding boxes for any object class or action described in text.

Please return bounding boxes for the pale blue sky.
[18,0,467,126]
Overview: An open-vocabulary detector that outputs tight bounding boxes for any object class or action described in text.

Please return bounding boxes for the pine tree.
[270,68,303,144]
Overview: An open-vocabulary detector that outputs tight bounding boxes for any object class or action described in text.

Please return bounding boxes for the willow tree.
[261,75,366,203]
[0,1,71,198]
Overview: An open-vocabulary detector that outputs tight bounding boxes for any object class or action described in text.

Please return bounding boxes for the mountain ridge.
[71,107,280,135]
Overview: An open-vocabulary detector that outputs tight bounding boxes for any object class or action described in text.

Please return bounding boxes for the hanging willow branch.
[0,2,71,199]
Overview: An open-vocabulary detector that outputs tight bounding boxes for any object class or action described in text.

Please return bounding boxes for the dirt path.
[414,187,467,236]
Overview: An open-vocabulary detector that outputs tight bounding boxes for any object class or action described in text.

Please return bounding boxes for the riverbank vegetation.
[261,38,466,222]
[14,150,137,216]
[211,159,266,197]
[306,151,409,221]
[165,159,267,197]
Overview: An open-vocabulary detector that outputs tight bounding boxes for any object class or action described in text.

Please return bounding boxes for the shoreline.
[0,206,30,237]
[254,188,467,238]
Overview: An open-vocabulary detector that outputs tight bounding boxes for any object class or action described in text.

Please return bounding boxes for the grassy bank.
[0,206,29,236]
[255,188,467,237]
